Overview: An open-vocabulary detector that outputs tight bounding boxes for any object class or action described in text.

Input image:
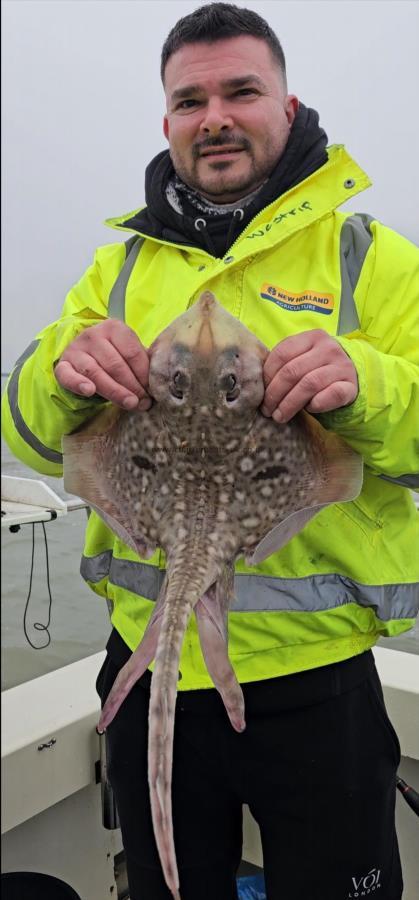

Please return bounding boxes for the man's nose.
[199,98,234,135]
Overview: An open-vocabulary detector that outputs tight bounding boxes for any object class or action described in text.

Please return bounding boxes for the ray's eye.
[224,374,240,402]
[170,371,184,400]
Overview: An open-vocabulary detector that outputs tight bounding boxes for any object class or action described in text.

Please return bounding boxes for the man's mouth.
[200,146,245,159]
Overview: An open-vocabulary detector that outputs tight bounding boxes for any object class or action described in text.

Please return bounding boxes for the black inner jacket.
[120,103,328,259]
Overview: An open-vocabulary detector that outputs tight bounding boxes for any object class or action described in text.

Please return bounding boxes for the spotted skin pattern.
[63,293,362,899]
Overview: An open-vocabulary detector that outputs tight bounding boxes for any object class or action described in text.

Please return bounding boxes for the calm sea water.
[1,380,418,691]
[1,373,111,690]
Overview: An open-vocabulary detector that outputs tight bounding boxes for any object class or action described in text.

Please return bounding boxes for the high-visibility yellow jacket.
[2,145,419,689]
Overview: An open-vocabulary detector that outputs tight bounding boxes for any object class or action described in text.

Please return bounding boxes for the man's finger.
[305,382,358,414]
[54,359,97,396]
[263,331,320,386]
[82,341,149,399]
[269,365,349,423]
[78,320,150,391]
[56,351,140,408]
[262,346,331,414]
[108,324,150,388]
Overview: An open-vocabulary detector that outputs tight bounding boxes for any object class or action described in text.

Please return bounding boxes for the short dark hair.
[161,2,286,83]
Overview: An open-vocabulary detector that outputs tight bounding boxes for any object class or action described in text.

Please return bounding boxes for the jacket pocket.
[336,495,382,542]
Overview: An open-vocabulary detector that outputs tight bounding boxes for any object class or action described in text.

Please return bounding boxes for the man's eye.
[235,89,258,97]
[178,99,199,110]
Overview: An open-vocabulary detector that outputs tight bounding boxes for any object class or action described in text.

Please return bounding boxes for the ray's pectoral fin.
[248,412,363,566]
[62,406,156,559]
[195,566,245,733]
[248,507,322,565]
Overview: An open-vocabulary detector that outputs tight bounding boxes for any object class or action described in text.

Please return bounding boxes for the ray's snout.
[148,292,267,409]
[197,290,217,315]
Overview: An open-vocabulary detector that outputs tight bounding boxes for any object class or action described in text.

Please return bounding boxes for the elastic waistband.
[106,627,376,715]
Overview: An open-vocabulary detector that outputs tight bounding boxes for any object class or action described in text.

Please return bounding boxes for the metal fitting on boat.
[97,727,120,830]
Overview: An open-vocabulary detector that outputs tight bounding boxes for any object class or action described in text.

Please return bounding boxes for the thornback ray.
[62,290,363,899]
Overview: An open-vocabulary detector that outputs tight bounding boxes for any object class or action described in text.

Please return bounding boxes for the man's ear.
[285,95,299,126]
[163,115,169,141]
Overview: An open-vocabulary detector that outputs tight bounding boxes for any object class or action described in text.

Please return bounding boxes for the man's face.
[163,36,298,203]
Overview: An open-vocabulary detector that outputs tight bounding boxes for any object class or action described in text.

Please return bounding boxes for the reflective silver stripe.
[338,214,374,335]
[110,555,165,599]
[7,341,63,464]
[108,236,144,322]
[379,473,419,489]
[80,549,112,583]
[80,553,418,621]
[13,340,41,368]
[233,573,418,621]
[81,550,165,600]
[338,216,418,488]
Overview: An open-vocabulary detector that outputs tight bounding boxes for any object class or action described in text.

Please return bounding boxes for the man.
[2,3,418,899]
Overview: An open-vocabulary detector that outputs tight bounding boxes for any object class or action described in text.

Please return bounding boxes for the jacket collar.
[105,145,371,261]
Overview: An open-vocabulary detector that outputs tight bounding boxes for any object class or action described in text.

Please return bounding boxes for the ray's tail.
[97,550,223,900]
[147,561,218,900]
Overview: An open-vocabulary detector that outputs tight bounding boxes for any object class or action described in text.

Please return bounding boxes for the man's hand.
[261,329,358,423]
[54,320,151,410]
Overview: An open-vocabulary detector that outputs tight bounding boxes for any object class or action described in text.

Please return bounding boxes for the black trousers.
[97,634,403,900]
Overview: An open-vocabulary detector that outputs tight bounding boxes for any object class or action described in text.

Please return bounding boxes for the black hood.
[120,103,328,258]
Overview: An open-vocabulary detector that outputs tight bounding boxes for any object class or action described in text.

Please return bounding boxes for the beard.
[170,132,286,202]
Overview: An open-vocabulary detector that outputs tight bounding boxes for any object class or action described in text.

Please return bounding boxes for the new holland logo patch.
[260,283,334,315]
